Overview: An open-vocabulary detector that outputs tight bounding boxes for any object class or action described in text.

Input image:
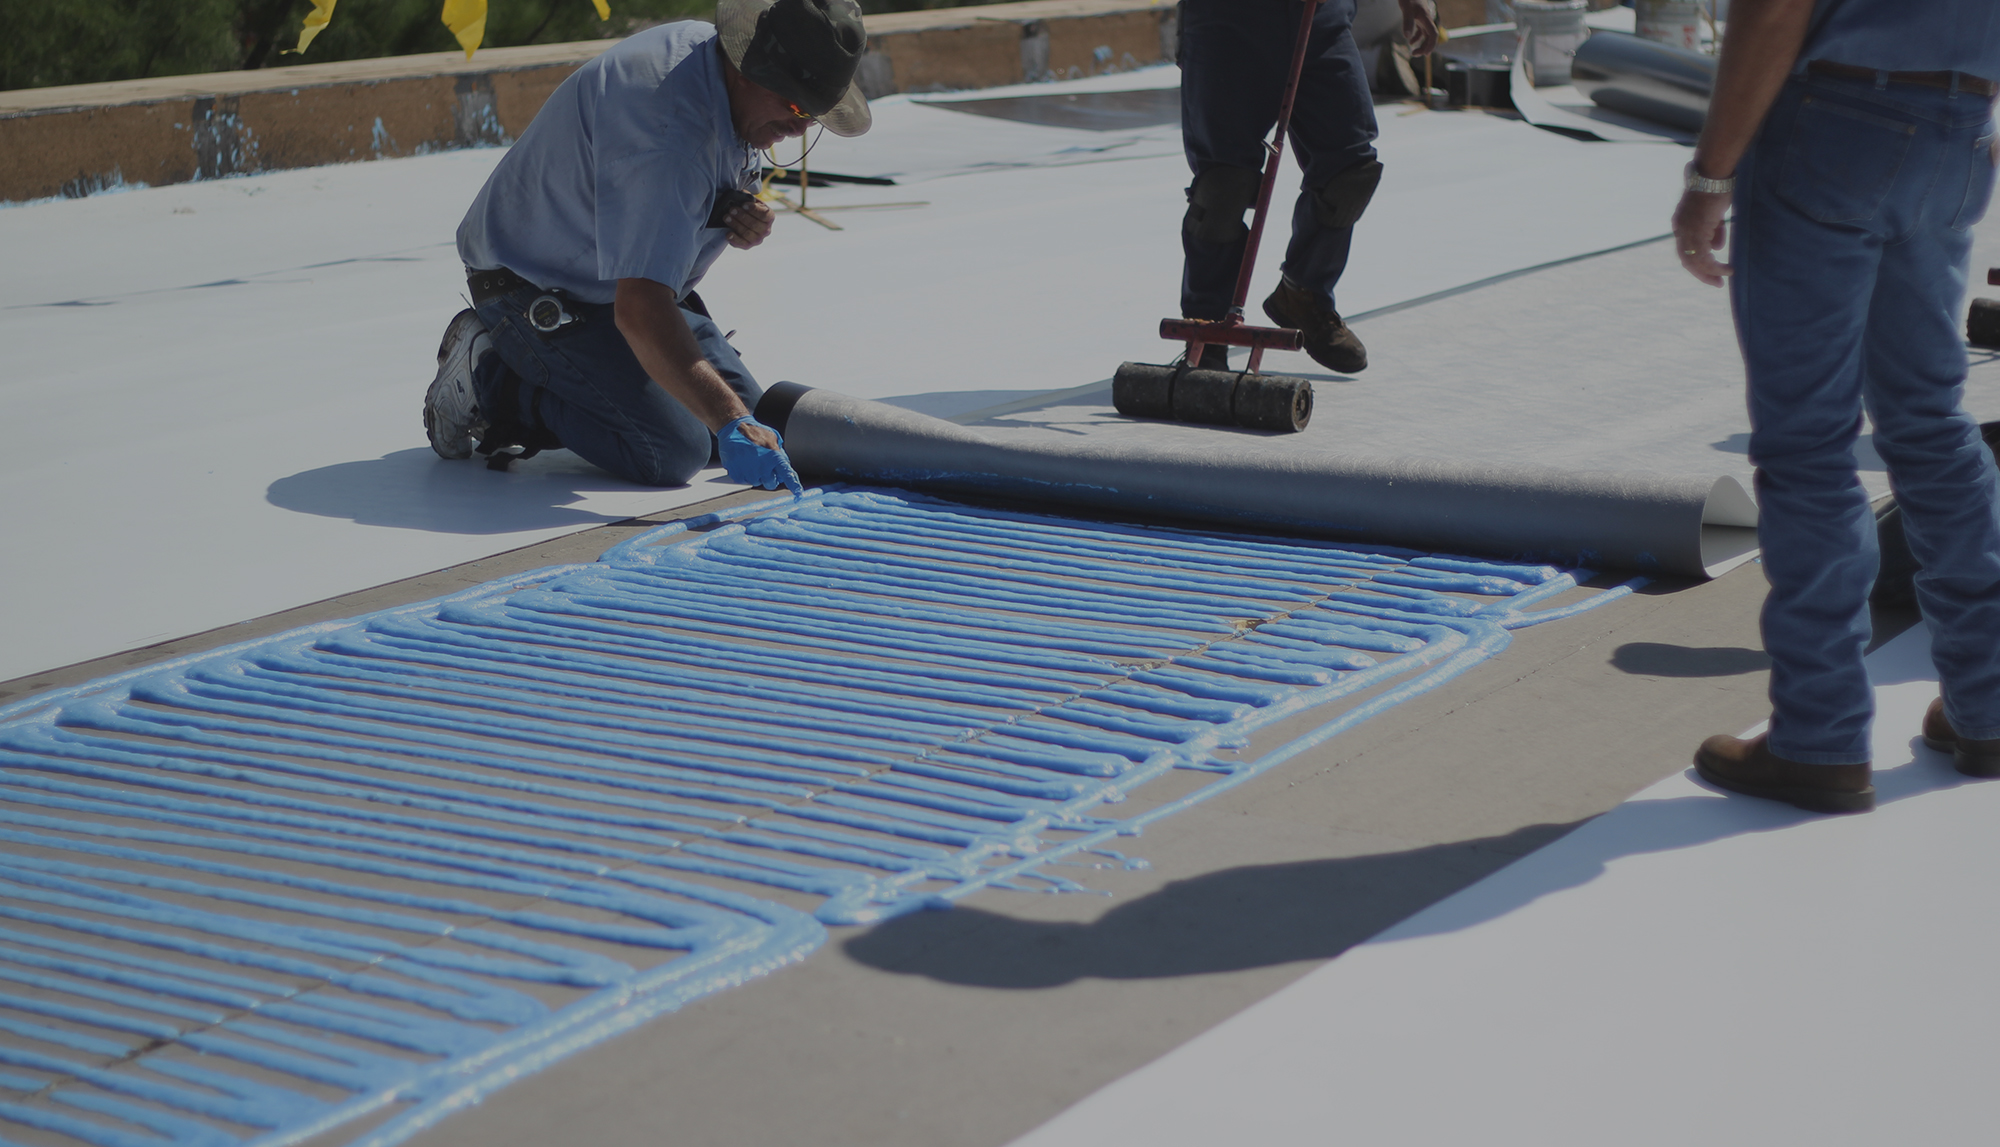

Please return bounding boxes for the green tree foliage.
[0,0,1020,91]
[0,0,242,89]
[253,0,717,69]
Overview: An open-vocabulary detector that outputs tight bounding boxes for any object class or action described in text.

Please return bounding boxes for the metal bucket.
[1635,0,1705,51]
[1512,0,1589,87]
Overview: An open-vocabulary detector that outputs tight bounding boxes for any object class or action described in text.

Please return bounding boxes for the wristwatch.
[1684,162,1736,195]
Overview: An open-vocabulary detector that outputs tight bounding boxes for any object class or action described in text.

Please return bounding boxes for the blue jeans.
[471,285,761,487]
[1178,0,1378,320]
[1732,72,2000,763]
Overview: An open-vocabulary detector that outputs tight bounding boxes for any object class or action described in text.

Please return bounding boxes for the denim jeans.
[1177,0,1378,320]
[471,285,761,487]
[1732,72,2000,763]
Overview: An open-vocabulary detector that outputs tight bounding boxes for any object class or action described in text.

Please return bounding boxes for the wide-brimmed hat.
[717,0,872,138]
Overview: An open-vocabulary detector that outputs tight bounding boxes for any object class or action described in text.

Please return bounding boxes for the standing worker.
[423,0,875,493]
[1681,0,2000,813]
[1176,0,1438,374]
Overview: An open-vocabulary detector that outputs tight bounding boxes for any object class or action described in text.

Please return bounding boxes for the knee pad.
[1184,164,1263,245]
[1311,158,1383,229]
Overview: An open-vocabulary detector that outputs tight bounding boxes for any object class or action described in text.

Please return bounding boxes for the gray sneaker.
[424,309,492,460]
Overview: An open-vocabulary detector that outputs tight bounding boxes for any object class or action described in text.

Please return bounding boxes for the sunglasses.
[785,101,816,123]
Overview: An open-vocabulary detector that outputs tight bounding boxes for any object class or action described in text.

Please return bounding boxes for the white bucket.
[1513,0,1588,87]
[1635,0,1705,51]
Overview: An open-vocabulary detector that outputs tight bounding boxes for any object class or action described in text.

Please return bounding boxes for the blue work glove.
[718,415,804,498]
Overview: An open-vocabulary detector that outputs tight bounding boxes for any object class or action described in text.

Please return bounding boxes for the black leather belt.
[466,266,536,305]
[468,267,585,333]
[1807,60,1998,97]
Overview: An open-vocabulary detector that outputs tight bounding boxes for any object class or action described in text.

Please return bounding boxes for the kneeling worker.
[423,0,874,493]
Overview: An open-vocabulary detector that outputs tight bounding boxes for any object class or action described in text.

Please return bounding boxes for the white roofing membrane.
[6,65,2000,683]
[1009,622,1999,1147]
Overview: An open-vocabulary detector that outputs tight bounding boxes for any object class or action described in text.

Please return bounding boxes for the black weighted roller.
[1111,362,1313,433]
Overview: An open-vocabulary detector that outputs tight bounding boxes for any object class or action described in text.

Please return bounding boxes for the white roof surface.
[1010,624,2000,1147]
[5,64,1997,683]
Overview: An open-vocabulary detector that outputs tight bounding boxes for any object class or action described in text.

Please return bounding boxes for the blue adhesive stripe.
[0,486,1629,1147]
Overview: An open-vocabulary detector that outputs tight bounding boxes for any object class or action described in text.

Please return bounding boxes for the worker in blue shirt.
[425,0,873,494]
[1676,0,2000,812]
[1176,0,1437,375]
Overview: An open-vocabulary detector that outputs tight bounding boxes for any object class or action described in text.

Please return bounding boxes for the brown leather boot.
[1693,733,1874,814]
[1921,698,2000,778]
[1263,278,1367,374]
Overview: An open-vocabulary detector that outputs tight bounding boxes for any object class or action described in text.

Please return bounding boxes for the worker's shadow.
[266,447,666,534]
[843,747,1967,989]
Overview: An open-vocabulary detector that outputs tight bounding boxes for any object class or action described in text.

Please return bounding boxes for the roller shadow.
[1610,642,1770,677]
[1711,431,1886,472]
[266,447,658,534]
[845,750,1968,989]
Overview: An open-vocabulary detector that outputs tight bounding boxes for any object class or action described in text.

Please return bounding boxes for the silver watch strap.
[1684,162,1736,195]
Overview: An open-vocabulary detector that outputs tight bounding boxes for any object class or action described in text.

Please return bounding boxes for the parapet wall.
[0,0,1177,204]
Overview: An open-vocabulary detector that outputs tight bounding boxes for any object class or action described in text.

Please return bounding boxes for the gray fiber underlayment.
[771,385,1757,579]
[919,234,2000,516]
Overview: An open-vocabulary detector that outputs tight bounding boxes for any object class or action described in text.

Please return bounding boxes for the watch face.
[529,296,565,332]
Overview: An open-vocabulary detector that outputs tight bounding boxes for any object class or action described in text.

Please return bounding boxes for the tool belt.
[1806,60,1997,97]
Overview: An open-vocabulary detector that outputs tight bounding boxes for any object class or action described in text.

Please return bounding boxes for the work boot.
[1180,341,1231,371]
[1693,733,1874,814]
[425,309,492,460]
[1263,277,1367,374]
[1921,698,2000,778]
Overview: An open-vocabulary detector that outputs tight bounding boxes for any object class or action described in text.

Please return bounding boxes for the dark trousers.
[471,285,760,487]
[1178,0,1379,320]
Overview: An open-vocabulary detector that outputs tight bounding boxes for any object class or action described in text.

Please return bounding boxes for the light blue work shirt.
[457,22,759,305]
[1804,0,2000,80]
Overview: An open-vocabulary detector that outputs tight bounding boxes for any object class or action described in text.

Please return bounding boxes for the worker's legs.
[1733,74,1999,763]
[1278,4,1378,311]
[471,286,760,487]
[1178,0,1374,320]
[1860,99,2000,742]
